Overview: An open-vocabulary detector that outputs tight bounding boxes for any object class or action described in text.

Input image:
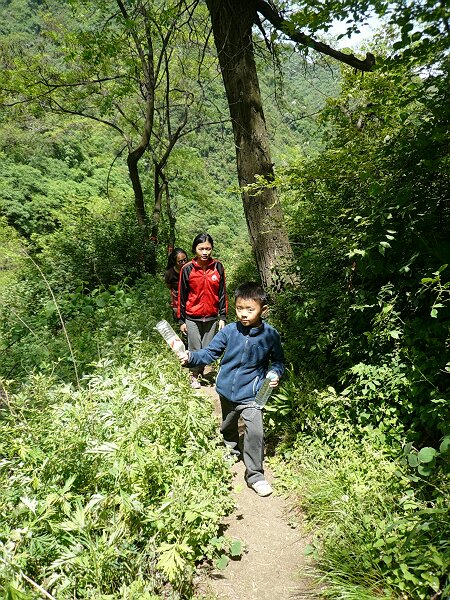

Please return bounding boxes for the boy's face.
[235,297,267,328]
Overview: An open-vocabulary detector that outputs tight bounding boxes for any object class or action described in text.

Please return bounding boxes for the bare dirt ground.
[196,381,318,600]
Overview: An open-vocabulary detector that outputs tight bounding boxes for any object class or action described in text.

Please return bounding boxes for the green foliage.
[275,50,450,440]
[286,0,449,73]
[0,206,161,384]
[0,335,234,598]
[272,426,450,599]
[403,435,450,479]
[0,266,171,383]
[0,114,130,239]
[257,45,341,161]
[36,201,148,290]
[0,217,24,286]
[0,234,238,596]
[2,2,449,598]
[161,144,248,265]
[267,27,450,600]
[0,0,346,278]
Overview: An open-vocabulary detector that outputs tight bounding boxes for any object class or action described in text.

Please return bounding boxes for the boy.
[179,282,284,496]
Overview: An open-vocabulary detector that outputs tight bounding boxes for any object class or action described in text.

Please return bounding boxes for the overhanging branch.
[255,0,375,72]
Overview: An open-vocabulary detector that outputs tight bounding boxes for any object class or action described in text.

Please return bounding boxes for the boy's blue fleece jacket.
[186,321,285,403]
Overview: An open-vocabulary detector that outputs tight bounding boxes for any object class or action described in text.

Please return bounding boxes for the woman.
[164,247,188,321]
[177,233,227,388]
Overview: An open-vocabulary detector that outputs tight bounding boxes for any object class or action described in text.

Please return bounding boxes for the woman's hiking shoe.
[190,376,201,389]
[224,449,241,463]
[251,480,273,497]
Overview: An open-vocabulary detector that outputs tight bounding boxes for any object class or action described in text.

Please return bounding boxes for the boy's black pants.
[219,395,265,485]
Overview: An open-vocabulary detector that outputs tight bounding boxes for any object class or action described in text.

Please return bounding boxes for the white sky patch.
[326,14,383,48]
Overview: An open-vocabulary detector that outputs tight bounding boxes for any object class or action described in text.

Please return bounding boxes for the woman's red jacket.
[177,258,227,323]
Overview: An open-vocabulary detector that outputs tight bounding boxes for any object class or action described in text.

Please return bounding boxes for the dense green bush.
[0,336,234,598]
[0,217,239,597]
[35,203,148,291]
[0,116,130,240]
[272,419,450,599]
[268,48,450,600]
[0,266,172,383]
[275,54,450,441]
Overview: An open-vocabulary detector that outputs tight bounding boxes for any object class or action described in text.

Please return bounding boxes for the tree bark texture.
[127,151,148,232]
[205,0,296,290]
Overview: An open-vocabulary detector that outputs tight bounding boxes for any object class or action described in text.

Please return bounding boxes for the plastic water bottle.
[254,371,278,408]
[155,320,185,356]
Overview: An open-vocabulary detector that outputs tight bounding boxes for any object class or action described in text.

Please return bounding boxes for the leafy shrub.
[35,202,148,292]
[272,426,450,599]
[274,52,450,444]
[0,341,234,598]
[0,270,171,384]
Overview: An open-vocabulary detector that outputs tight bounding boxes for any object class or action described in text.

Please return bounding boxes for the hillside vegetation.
[1,0,449,598]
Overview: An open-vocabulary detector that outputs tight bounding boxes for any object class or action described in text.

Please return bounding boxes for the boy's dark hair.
[234,282,267,307]
[166,247,187,270]
[192,232,214,253]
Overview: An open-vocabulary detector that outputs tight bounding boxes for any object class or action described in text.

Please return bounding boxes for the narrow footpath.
[197,384,318,600]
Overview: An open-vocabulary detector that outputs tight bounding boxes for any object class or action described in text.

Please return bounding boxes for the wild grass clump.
[0,271,171,384]
[272,419,450,599]
[0,341,234,598]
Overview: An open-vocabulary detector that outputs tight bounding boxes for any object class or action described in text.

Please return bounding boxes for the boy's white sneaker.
[251,480,273,497]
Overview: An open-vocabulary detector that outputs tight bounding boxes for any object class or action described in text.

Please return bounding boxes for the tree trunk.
[205,0,296,290]
[118,0,155,273]
[167,192,176,251]
[126,147,153,273]
[127,151,148,233]
[148,163,166,273]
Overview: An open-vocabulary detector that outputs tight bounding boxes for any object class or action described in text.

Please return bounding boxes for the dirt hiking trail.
[197,383,318,600]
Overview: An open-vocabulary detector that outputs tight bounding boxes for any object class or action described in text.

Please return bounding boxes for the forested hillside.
[1,0,449,599]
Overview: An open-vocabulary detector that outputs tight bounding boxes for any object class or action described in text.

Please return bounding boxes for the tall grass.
[0,272,235,598]
[271,420,449,599]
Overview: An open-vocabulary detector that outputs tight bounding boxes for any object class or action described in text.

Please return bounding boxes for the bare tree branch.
[46,98,126,138]
[255,0,375,72]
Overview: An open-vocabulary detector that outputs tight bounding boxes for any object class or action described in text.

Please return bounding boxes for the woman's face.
[175,252,188,270]
[195,242,212,262]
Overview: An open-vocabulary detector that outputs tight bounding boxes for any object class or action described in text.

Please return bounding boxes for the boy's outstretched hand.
[178,351,189,365]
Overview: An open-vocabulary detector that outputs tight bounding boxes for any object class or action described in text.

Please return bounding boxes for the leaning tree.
[204,0,375,289]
